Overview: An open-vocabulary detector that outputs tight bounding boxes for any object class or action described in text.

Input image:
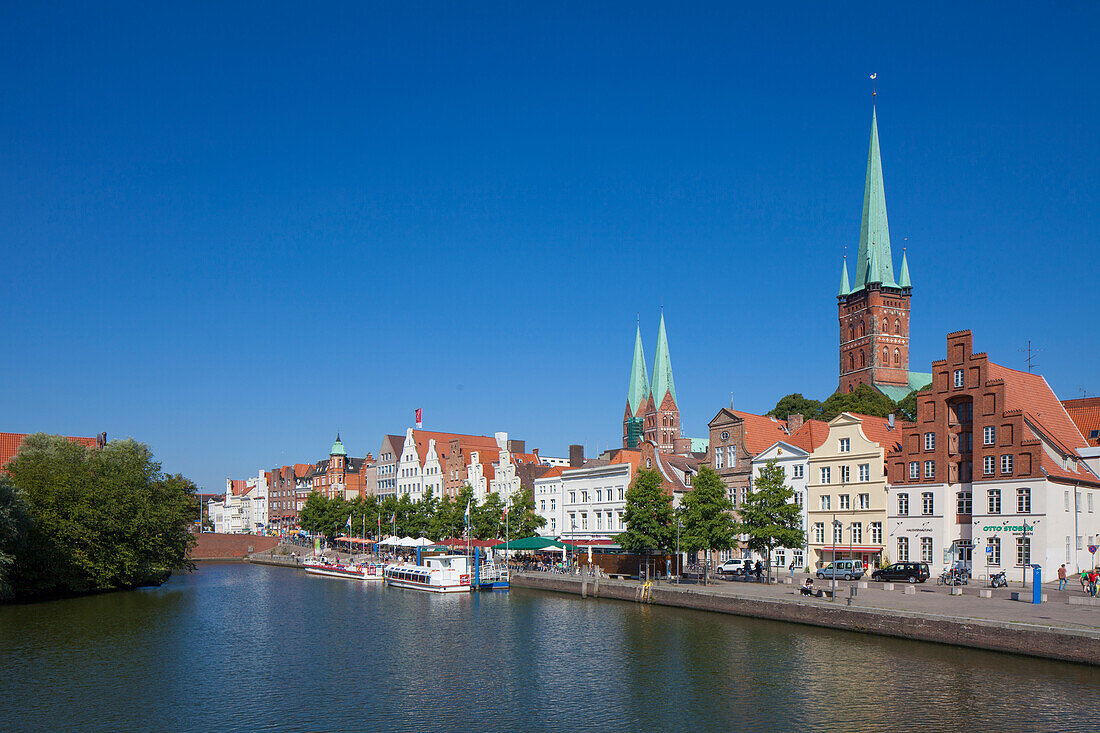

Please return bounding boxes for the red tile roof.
[1062,397,1100,447]
[788,420,830,452]
[538,466,564,479]
[1,432,98,473]
[728,411,792,455]
[988,363,1089,452]
[847,413,908,453]
[229,479,249,496]
[293,463,314,477]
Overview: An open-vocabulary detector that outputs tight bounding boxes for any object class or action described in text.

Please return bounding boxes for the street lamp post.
[676,510,682,584]
[831,515,841,601]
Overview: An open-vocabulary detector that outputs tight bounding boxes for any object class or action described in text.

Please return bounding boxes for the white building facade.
[752,441,810,570]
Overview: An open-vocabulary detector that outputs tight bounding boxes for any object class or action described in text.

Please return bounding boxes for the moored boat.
[383,554,472,593]
[303,556,385,581]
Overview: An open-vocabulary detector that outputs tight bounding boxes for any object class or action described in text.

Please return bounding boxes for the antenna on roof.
[1019,340,1042,373]
[730,392,734,409]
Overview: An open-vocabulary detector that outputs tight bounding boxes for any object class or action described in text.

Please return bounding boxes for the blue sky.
[2,4,1097,490]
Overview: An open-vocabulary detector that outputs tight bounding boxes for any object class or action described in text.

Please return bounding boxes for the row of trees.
[618,461,804,582]
[297,484,545,542]
[766,383,931,423]
[0,434,197,601]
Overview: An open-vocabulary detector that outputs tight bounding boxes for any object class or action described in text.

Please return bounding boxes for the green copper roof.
[908,371,932,390]
[853,107,897,291]
[839,257,851,296]
[330,434,347,456]
[690,437,709,453]
[898,248,911,288]
[626,324,651,416]
[650,311,677,407]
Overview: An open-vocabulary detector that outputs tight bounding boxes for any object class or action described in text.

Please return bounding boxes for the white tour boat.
[302,556,385,581]
[383,554,472,593]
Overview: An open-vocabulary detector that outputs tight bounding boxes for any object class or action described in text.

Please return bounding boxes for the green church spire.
[854,106,897,290]
[839,256,851,296]
[650,311,677,407]
[626,323,650,416]
[898,248,911,288]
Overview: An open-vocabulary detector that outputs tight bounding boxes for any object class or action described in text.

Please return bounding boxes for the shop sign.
[981,523,1036,534]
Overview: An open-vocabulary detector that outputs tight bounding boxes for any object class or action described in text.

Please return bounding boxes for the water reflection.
[0,563,1095,732]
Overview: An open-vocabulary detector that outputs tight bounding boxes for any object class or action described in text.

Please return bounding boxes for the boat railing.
[479,563,509,583]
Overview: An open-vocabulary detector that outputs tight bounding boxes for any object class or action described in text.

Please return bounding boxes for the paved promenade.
[513,571,1100,664]
[671,572,1100,634]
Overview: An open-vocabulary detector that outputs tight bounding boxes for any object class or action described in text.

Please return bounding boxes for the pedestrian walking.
[1058,564,1067,591]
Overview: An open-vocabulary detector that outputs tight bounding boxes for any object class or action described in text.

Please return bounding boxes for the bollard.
[883,583,895,591]
[581,578,587,598]
[1032,565,1042,605]
[783,577,793,584]
[950,587,963,596]
[857,581,868,589]
[902,585,916,595]
[978,589,992,598]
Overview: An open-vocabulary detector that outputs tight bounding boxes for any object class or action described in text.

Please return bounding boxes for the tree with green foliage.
[503,485,546,541]
[473,493,504,539]
[736,459,805,583]
[0,476,32,600]
[679,466,736,582]
[819,383,897,421]
[4,434,196,601]
[297,492,329,536]
[618,469,674,554]
[766,393,823,422]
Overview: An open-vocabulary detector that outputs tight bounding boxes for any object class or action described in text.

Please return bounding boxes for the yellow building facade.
[806,412,900,570]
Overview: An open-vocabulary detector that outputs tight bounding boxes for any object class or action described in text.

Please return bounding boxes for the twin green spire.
[842,106,911,294]
[651,311,677,407]
[626,324,651,416]
[626,312,677,415]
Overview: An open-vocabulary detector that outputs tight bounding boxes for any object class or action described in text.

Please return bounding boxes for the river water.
[1,562,1095,732]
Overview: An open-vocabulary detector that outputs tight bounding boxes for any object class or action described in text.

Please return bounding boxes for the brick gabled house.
[886,330,1100,576]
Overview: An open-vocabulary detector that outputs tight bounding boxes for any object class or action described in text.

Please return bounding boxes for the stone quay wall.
[512,573,1100,666]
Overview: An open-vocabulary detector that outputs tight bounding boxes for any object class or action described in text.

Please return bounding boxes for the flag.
[345,515,352,530]
[391,512,396,524]
[464,500,471,525]
[415,408,422,429]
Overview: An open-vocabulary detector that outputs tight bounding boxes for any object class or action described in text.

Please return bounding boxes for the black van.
[871,562,930,583]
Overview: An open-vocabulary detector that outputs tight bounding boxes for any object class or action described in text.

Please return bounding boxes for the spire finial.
[870,72,877,99]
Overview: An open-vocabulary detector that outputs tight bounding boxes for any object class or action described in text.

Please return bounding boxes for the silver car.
[815,560,865,581]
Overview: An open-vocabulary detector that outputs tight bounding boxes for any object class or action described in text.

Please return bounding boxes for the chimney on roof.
[787,413,804,434]
[888,413,895,430]
[569,444,584,468]
[507,439,525,454]
[97,432,107,448]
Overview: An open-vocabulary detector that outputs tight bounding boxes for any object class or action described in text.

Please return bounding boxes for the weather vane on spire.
[870,72,877,98]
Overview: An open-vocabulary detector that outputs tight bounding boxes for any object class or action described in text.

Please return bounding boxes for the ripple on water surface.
[0,563,1096,732]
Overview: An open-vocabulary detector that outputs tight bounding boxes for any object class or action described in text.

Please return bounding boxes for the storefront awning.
[820,546,883,554]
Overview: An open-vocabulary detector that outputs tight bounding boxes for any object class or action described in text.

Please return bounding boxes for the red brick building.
[836,105,930,401]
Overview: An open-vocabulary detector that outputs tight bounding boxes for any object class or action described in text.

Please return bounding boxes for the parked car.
[815,560,865,581]
[717,558,753,576]
[871,562,930,584]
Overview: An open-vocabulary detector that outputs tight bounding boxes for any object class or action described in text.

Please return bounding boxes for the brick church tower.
[623,312,680,453]
[837,104,927,400]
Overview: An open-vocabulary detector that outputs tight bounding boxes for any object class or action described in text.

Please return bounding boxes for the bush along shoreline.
[0,434,196,603]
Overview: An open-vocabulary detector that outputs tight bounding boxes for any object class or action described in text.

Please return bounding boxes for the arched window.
[894,318,901,334]
[848,353,854,370]
[848,324,854,340]
[894,348,900,365]
[860,350,866,368]
[882,347,888,364]
[882,318,888,332]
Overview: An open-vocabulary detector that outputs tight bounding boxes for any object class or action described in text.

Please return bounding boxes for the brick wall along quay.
[191,532,279,560]
[511,573,1100,666]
